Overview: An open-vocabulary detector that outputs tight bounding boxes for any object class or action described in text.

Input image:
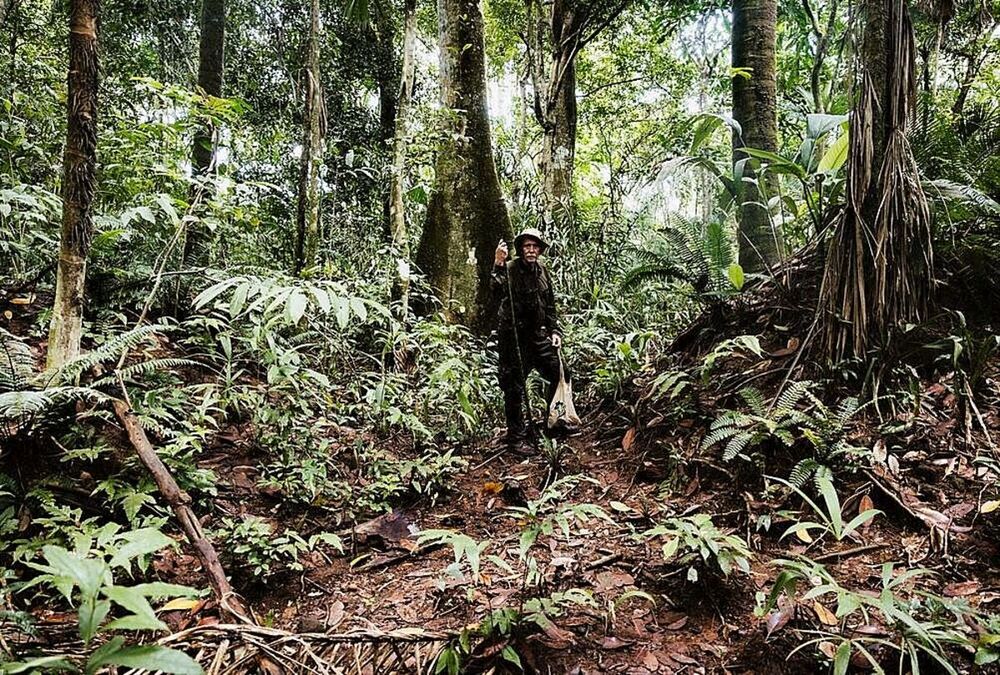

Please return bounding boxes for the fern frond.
[0,329,34,393]
[722,432,754,461]
[92,358,206,387]
[701,425,742,450]
[739,387,767,415]
[774,381,811,413]
[49,324,174,384]
[789,458,821,487]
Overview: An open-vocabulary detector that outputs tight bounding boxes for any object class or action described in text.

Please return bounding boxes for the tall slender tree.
[47,0,99,369]
[415,0,512,331]
[294,0,326,275]
[389,0,416,258]
[182,0,226,270]
[732,0,782,273]
[526,0,628,233]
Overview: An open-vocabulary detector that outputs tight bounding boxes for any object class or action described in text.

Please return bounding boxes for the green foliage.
[7,529,202,674]
[213,516,342,581]
[771,472,881,543]
[758,557,983,675]
[622,212,738,299]
[701,381,812,462]
[507,475,612,560]
[641,513,752,581]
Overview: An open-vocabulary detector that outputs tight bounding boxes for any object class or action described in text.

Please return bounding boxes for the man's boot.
[503,388,526,445]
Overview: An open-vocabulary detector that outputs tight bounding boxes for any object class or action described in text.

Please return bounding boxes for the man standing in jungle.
[493,228,570,447]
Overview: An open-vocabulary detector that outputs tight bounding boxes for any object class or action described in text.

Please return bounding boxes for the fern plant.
[701,382,815,462]
[622,212,737,300]
[0,324,195,444]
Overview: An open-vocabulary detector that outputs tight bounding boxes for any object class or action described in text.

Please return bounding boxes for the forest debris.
[598,636,632,650]
[813,602,838,626]
[352,509,418,548]
[584,552,623,571]
[865,468,972,534]
[111,399,251,623]
[943,581,981,597]
[765,596,795,639]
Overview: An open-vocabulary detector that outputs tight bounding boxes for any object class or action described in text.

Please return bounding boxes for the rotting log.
[111,399,251,622]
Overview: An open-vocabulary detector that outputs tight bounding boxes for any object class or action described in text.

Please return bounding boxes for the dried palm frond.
[118,623,454,675]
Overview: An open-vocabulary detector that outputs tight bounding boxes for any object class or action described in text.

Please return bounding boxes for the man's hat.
[513,228,548,253]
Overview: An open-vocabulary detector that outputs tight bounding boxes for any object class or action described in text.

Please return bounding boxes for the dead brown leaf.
[813,602,838,626]
[598,636,632,650]
[943,581,980,597]
[622,427,637,452]
[665,615,688,630]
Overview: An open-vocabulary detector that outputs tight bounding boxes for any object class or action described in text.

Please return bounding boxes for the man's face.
[521,239,541,263]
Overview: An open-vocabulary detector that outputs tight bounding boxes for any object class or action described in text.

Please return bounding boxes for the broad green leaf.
[833,640,852,675]
[818,131,848,173]
[286,291,308,324]
[0,656,75,673]
[727,263,745,290]
[806,113,848,139]
[109,528,174,571]
[88,644,202,674]
[350,297,368,322]
[79,598,111,645]
[193,278,238,309]
[229,282,250,318]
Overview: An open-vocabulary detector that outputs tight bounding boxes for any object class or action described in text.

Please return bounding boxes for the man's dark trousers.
[498,328,569,437]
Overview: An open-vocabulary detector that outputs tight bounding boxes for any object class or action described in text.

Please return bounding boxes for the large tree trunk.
[415,0,512,331]
[47,0,99,370]
[294,0,325,275]
[181,0,225,270]
[732,0,782,273]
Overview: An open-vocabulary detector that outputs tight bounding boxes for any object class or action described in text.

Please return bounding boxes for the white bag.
[547,355,581,432]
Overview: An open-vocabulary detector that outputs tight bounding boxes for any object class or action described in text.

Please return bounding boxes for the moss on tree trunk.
[415,0,512,332]
[732,0,782,273]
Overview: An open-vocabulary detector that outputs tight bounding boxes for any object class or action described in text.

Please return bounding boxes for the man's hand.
[494,240,509,266]
[550,332,562,348]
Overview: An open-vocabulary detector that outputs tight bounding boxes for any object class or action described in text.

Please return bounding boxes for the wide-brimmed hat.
[513,228,548,253]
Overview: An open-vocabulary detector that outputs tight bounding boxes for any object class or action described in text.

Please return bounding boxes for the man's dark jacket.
[492,258,560,340]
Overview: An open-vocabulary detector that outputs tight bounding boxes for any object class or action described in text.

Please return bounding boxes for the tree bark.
[732,0,782,273]
[415,0,512,332]
[182,0,226,270]
[389,0,417,318]
[294,0,325,275]
[528,0,626,233]
[47,0,99,370]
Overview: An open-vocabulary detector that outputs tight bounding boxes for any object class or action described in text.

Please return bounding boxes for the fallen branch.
[110,398,252,623]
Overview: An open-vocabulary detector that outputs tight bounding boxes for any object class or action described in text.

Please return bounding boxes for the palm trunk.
[48,0,99,370]
[818,0,932,360]
[732,0,782,273]
[415,0,512,332]
[294,0,324,275]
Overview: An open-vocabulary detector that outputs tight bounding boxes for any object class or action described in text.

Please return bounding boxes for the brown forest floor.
[6,265,1000,673]
[157,365,1000,675]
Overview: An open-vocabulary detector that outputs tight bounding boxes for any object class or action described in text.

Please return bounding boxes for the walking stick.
[504,258,540,449]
